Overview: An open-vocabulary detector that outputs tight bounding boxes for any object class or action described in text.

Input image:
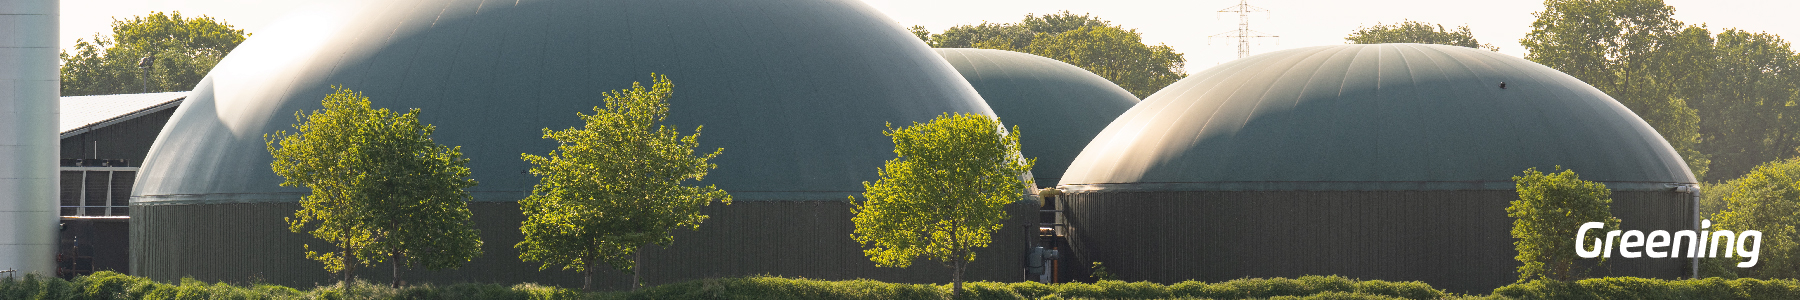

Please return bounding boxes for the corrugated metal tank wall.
[132,200,1037,287]
[1062,190,1691,293]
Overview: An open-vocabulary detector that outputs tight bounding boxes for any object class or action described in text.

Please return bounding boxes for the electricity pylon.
[1209,0,1278,59]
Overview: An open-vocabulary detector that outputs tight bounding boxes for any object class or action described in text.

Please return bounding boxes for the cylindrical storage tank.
[132,0,1032,288]
[1058,44,1695,293]
[933,48,1139,185]
[0,0,59,276]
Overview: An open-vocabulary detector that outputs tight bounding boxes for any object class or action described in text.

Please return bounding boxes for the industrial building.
[129,0,1038,289]
[1055,43,1697,293]
[7,0,1701,293]
[55,91,187,278]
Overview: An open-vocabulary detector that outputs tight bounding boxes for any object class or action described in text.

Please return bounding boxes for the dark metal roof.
[1060,44,1694,192]
[933,48,1138,185]
[135,0,992,204]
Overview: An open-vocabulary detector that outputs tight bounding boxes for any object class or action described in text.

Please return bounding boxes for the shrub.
[1349,279,1441,300]
[1491,276,1800,300]
[630,276,942,300]
[72,271,163,300]
[1,273,74,300]
[957,281,1025,300]
[1003,281,1054,299]
[1049,280,1172,299]
[23,270,1800,300]
[1267,291,1401,300]
[1711,158,1800,278]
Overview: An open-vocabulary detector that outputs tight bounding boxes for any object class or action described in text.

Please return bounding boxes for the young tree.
[850,112,1035,299]
[61,11,248,96]
[350,97,484,288]
[914,11,1186,98]
[1344,20,1498,51]
[517,74,730,291]
[1711,158,1800,278]
[1508,167,1620,282]
[266,87,483,287]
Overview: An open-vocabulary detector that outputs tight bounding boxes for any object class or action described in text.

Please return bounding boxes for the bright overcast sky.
[59,0,1800,68]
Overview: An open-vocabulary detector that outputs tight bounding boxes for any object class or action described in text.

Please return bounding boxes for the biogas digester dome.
[933,48,1139,185]
[131,0,1034,288]
[1058,44,1695,292]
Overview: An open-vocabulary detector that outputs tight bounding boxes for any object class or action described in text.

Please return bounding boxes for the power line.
[1209,0,1278,59]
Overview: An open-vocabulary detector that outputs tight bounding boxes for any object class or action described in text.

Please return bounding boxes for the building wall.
[131,200,1037,289]
[1062,190,1692,293]
[61,108,176,166]
[57,219,129,276]
[53,105,175,278]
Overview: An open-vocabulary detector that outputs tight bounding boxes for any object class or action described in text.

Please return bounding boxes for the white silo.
[0,0,59,276]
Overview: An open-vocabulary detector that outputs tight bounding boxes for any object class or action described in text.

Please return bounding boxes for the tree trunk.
[390,220,402,288]
[1555,259,1569,281]
[952,257,966,300]
[632,248,644,291]
[391,251,402,288]
[950,220,964,299]
[342,241,355,285]
[582,257,595,292]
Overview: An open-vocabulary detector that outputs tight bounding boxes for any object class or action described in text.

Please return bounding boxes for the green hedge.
[0,271,578,300]
[10,271,1795,300]
[631,275,1441,300]
[0,272,1441,300]
[1492,277,1800,300]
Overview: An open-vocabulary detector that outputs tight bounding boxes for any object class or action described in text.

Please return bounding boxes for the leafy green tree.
[850,112,1035,299]
[1698,176,1746,279]
[1700,181,1738,219]
[907,25,933,44]
[931,22,1035,50]
[1693,30,1800,181]
[1022,26,1187,100]
[1017,11,1113,35]
[1344,20,1497,51]
[1509,167,1620,282]
[517,74,730,291]
[349,96,484,288]
[266,87,483,287]
[1710,158,1800,278]
[914,11,1186,98]
[1520,0,1711,180]
[60,11,248,96]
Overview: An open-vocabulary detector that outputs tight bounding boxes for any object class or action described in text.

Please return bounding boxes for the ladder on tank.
[1033,188,1070,283]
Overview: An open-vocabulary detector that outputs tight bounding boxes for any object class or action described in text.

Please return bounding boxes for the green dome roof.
[1060,44,1694,191]
[934,48,1138,185]
[135,0,992,204]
